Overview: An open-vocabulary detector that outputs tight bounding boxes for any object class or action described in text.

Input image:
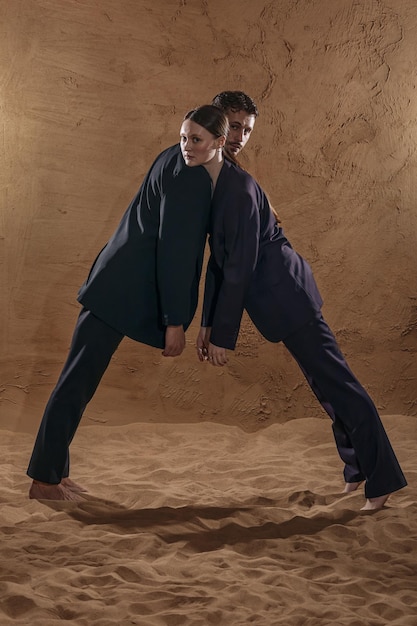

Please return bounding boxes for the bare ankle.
[343,481,362,494]
[33,479,55,486]
[361,494,390,511]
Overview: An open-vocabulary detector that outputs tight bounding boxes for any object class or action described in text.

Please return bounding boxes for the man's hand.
[207,341,228,367]
[162,325,186,357]
[196,328,228,365]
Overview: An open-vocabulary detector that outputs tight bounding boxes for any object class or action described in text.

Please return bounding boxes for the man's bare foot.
[61,477,88,493]
[361,494,390,511]
[29,480,84,501]
[343,481,363,494]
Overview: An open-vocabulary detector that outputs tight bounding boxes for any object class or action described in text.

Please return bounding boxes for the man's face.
[225,110,256,156]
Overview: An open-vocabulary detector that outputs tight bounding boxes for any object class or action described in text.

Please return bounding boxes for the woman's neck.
[203,153,224,190]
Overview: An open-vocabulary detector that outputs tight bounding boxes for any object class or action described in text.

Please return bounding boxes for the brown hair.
[211,91,259,117]
[184,105,229,139]
[184,105,236,164]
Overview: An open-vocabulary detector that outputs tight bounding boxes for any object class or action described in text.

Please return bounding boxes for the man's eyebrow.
[230,121,252,128]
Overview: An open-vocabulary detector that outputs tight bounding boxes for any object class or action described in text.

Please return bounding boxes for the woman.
[193,140,407,511]
[27,105,228,500]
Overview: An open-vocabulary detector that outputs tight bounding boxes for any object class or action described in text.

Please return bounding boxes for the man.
[200,91,407,509]
[211,91,258,157]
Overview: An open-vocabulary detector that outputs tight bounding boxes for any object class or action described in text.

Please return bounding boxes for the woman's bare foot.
[361,494,390,511]
[343,481,363,493]
[61,477,88,493]
[29,480,84,501]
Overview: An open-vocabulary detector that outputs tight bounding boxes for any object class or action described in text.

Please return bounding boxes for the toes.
[61,478,88,493]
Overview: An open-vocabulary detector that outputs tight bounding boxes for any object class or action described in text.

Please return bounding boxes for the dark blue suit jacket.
[202,158,323,349]
[78,144,212,348]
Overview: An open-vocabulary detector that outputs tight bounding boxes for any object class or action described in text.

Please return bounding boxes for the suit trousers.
[27,308,124,484]
[283,313,407,499]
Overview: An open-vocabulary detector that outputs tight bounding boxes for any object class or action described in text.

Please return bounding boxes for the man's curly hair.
[211,91,258,117]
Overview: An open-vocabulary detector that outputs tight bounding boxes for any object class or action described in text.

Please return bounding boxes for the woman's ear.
[217,136,226,149]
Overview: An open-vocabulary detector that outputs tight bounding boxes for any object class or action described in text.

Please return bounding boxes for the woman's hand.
[163,325,186,356]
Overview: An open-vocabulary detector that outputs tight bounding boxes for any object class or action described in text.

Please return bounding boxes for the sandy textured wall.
[1,0,417,431]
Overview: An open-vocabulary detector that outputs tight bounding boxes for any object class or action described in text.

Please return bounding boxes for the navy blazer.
[202,158,323,350]
[78,144,212,348]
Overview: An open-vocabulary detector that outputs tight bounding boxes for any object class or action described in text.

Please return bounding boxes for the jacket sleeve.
[209,184,260,349]
[156,166,212,326]
[201,253,222,328]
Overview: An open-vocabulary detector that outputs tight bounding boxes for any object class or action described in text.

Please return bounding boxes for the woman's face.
[180,119,221,166]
